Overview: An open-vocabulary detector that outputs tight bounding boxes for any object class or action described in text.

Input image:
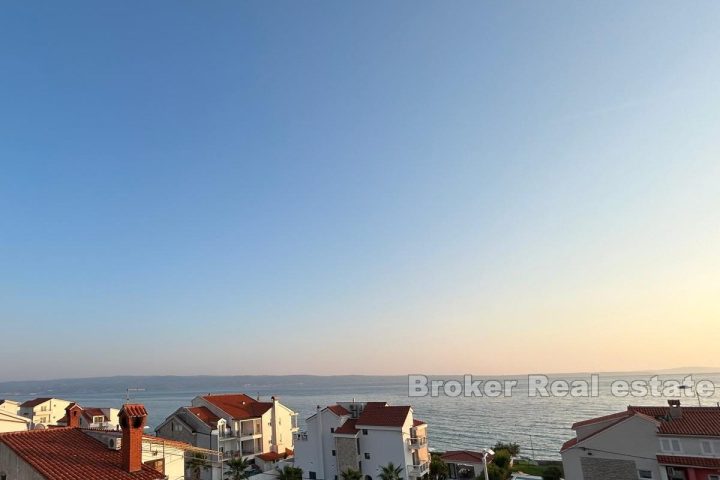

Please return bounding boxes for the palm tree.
[379,463,404,480]
[187,452,210,480]
[225,457,251,480]
[278,465,303,480]
[341,468,363,480]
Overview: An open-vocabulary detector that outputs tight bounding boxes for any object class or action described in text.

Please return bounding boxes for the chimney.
[119,404,148,473]
[66,404,83,428]
[668,399,682,419]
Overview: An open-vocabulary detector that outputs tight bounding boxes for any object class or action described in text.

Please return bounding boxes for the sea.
[2,372,719,460]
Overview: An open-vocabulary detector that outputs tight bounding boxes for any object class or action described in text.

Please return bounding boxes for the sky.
[1,1,719,381]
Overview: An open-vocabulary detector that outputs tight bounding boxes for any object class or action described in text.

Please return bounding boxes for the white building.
[17,397,72,427]
[0,401,21,416]
[294,401,430,480]
[0,409,30,433]
[62,403,120,429]
[561,400,720,480]
[156,393,298,477]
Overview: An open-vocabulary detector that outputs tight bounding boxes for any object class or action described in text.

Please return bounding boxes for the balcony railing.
[294,431,309,441]
[407,436,427,448]
[407,462,430,477]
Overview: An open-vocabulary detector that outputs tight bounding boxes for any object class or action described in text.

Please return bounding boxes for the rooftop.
[201,393,273,421]
[0,428,164,480]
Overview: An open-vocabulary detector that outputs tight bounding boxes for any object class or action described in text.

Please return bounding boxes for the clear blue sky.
[2,1,719,381]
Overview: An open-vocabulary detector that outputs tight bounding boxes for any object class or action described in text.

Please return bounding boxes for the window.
[309,472,317,480]
[702,440,713,455]
[93,415,105,424]
[330,428,335,433]
[364,453,371,460]
[638,470,652,479]
[1,473,6,480]
[709,475,720,480]
[332,450,336,456]
[362,429,368,435]
[660,438,681,453]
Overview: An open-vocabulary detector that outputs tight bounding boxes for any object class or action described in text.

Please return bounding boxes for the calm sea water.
[5,373,719,460]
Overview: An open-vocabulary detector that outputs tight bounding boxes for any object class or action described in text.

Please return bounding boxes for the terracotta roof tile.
[334,419,359,435]
[356,405,411,428]
[441,451,489,463]
[657,455,720,468]
[0,428,163,480]
[327,405,350,416]
[187,406,222,427]
[19,397,54,408]
[630,406,720,436]
[571,410,631,429]
[201,394,272,420]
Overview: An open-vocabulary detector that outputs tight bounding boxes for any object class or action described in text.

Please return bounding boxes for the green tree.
[278,465,304,480]
[430,455,449,480]
[187,452,210,480]
[379,463,404,480]
[225,457,251,480]
[492,450,511,470]
[541,466,563,480]
[341,468,363,480]
[484,463,508,480]
[493,442,520,457]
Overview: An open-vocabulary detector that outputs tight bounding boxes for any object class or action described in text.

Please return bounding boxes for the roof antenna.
[126,388,146,402]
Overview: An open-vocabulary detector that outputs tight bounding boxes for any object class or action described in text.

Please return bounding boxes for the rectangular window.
[660,438,682,453]
[309,472,317,480]
[702,441,713,455]
[332,450,336,456]
[638,470,652,479]
[365,453,371,460]
[330,428,335,433]
[362,429,368,435]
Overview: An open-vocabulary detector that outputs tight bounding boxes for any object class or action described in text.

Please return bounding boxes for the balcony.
[291,413,299,432]
[407,462,430,477]
[407,436,427,449]
[294,431,309,442]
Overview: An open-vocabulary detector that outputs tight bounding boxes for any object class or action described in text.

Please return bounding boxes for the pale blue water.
[4,373,719,460]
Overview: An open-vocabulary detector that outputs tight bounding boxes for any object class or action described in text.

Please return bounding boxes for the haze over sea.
[2,371,719,460]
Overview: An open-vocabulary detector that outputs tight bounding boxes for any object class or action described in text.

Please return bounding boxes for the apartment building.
[0,403,210,480]
[17,397,72,427]
[294,401,430,480]
[0,401,21,416]
[561,400,720,480]
[0,409,29,434]
[156,393,298,468]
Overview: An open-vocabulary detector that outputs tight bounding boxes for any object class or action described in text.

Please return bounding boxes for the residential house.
[294,401,430,480]
[156,393,298,473]
[0,410,29,434]
[17,398,72,427]
[60,403,120,430]
[441,451,492,479]
[0,403,209,480]
[561,400,720,480]
[0,402,20,416]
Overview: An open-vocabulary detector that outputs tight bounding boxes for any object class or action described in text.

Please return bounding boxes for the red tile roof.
[657,455,720,468]
[187,406,222,427]
[257,449,293,462]
[356,405,411,428]
[629,406,720,436]
[413,419,426,427]
[201,394,272,420]
[0,428,164,480]
[327,405,350,416]
[441,451,490,464]
[571,410,631,429]
[560,438,578,452]
[334,419,359,435]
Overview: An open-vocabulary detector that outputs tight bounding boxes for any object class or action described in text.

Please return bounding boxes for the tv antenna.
[126,388,146,402]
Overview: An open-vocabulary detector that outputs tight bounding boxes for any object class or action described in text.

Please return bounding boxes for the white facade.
[17,398,72,427]
[0,410,30,433]
[294,402,429,480]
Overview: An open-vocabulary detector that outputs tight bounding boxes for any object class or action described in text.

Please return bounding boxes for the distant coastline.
[2,367,719,396]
